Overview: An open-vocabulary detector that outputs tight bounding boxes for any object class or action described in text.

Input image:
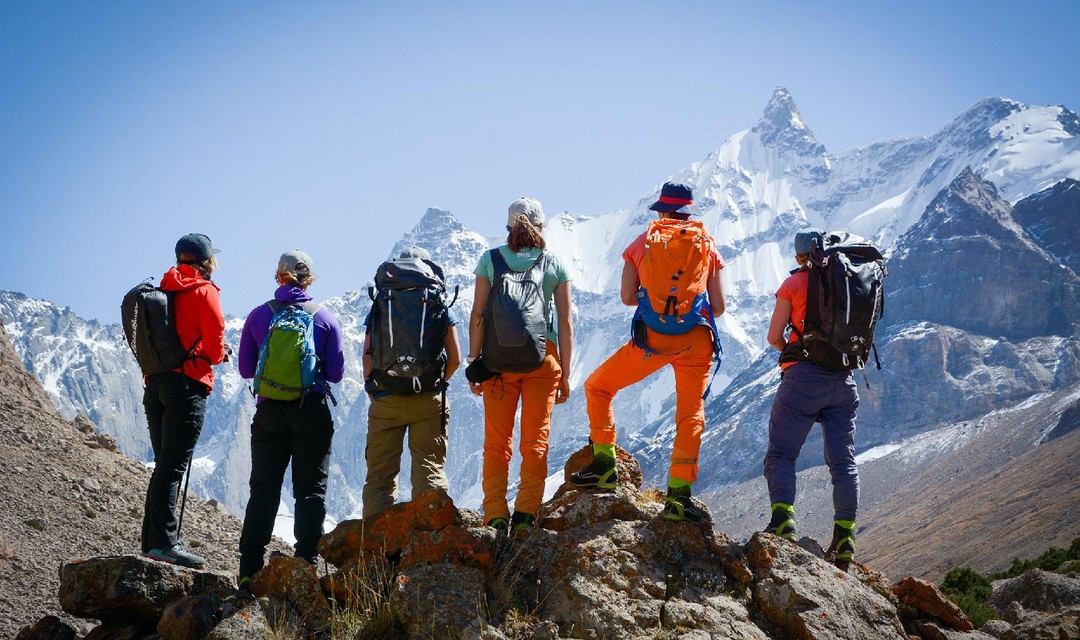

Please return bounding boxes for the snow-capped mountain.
[3,88,1079,531]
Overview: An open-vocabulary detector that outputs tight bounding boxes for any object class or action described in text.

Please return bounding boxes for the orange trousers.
[482,341,561,520]
[584,325,715,483]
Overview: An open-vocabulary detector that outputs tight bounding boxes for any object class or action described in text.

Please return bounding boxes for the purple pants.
[763,362,860,521]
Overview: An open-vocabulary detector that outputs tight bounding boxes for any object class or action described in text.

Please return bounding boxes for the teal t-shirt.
[473,246,571,342]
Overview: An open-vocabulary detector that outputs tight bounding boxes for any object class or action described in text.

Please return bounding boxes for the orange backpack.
[637,218,713,333]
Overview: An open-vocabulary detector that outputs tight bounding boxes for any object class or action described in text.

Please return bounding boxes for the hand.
[469,381,484,397]
[555,377,571,404]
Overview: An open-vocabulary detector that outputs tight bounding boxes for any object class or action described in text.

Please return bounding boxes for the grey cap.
[398,246,431,260]
[278,249,316,277]
[507,197,546,227]
[794,228,823,254]
[175,233,216,262]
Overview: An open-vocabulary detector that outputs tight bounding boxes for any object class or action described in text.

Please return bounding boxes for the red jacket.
[160,264,226,392]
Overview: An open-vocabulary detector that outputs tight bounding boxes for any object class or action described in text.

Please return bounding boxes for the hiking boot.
[144,543,206,569]
[828,521,855,571]
[510,511,536,536]
[661,486,703,523]
[237,575,252,593]
[569,454,618,490]
[486,517,509,534]
[763,504,796,541]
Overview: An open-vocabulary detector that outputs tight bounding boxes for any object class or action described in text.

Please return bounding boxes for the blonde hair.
[178,254,218,279]
[507,214,545,252]
[277,271,316,289]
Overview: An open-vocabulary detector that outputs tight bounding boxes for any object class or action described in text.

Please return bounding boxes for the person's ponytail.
[507,214,545,252]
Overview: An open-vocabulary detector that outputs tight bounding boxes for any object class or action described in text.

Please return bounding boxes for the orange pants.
[584,325,715,483]
[482,341,562,520]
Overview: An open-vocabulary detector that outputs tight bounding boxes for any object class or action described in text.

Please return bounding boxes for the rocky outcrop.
[988,569,1080,614]
[24,449,1070,639]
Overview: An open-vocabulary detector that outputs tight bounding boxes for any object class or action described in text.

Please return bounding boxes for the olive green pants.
[363,392,449,519]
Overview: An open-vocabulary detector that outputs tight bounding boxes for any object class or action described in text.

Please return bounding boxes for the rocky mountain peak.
[751,85,825,157]
[888,169,1080,340]
[1014,178,1080,275]
[388,207,489,276]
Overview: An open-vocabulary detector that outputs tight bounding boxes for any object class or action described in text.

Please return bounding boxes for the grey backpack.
[482,249,549,373]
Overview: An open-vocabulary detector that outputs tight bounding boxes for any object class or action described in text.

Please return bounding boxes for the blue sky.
[3,1,1079,322]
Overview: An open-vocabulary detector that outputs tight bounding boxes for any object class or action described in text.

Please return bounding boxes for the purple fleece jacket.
[238,285,346,395]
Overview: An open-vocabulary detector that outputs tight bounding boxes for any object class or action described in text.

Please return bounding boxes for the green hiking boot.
[763,503,796,541]
[486,517,509,534]
[828,520,856,570]
[570,454,618,490]
[510,511,536,536]
[661,485,703,523]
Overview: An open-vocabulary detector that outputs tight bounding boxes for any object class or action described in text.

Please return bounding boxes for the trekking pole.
[176,448,195,539]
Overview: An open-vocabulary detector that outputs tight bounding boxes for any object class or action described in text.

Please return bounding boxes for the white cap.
[507,197,545,228]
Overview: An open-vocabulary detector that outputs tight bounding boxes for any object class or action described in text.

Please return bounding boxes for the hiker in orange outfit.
[570,182,724,522]
[466,197,573,536]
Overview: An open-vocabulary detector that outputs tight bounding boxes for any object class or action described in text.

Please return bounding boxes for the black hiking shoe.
[237,575,253,593]
[828,521,855,571]
[144,543,206,569]
[569,454,618,490]
[763,505,796,541]
[510,511,536,536]
[661,486,703,523]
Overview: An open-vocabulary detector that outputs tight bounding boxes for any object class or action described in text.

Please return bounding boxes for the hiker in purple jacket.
[235,250,345,590]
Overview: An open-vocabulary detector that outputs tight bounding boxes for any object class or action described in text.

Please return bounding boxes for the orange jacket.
[160,264,226,391]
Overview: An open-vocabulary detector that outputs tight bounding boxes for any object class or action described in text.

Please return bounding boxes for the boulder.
[205,599,272,640]
[390,562,487,638]
[320,488,461,567]
[554,445,644,498]
[539,486,660,532]
[988,569,1080,613]
[82,624,142,640]
[1001,604,1080,640]
[250,556,331,634]
[745,532,907,640]
[158,594,225,640]
[894,576,974,631]
[15,615,78,640]
[915,621,996,640]
[58,555,233,628]
[398,524,498,571]
[318,518,374,569]
[980,619,1012,638]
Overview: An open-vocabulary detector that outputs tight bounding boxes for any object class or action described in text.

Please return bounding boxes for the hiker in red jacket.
[141,233,227,569]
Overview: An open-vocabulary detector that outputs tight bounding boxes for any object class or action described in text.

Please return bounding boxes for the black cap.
[175,233,215,262]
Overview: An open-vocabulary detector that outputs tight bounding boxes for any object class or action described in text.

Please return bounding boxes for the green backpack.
[253,301,320,401]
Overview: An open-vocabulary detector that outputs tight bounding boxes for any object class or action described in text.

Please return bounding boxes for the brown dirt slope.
[0,318,258,638]
[859,385,1080,581]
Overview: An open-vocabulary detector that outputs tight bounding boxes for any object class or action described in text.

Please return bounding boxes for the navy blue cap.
[794,228,823,254]
[175,233,215,262]
[649,182,694,214]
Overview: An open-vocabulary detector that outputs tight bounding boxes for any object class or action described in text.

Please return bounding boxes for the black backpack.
[782,231,887,371]
[482,249,550,373]
[121,279,192,376]
[366,256,457,394]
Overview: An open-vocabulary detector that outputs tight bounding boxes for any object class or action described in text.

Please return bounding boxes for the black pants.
[239,394,334,578]
[141,372,208,552]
